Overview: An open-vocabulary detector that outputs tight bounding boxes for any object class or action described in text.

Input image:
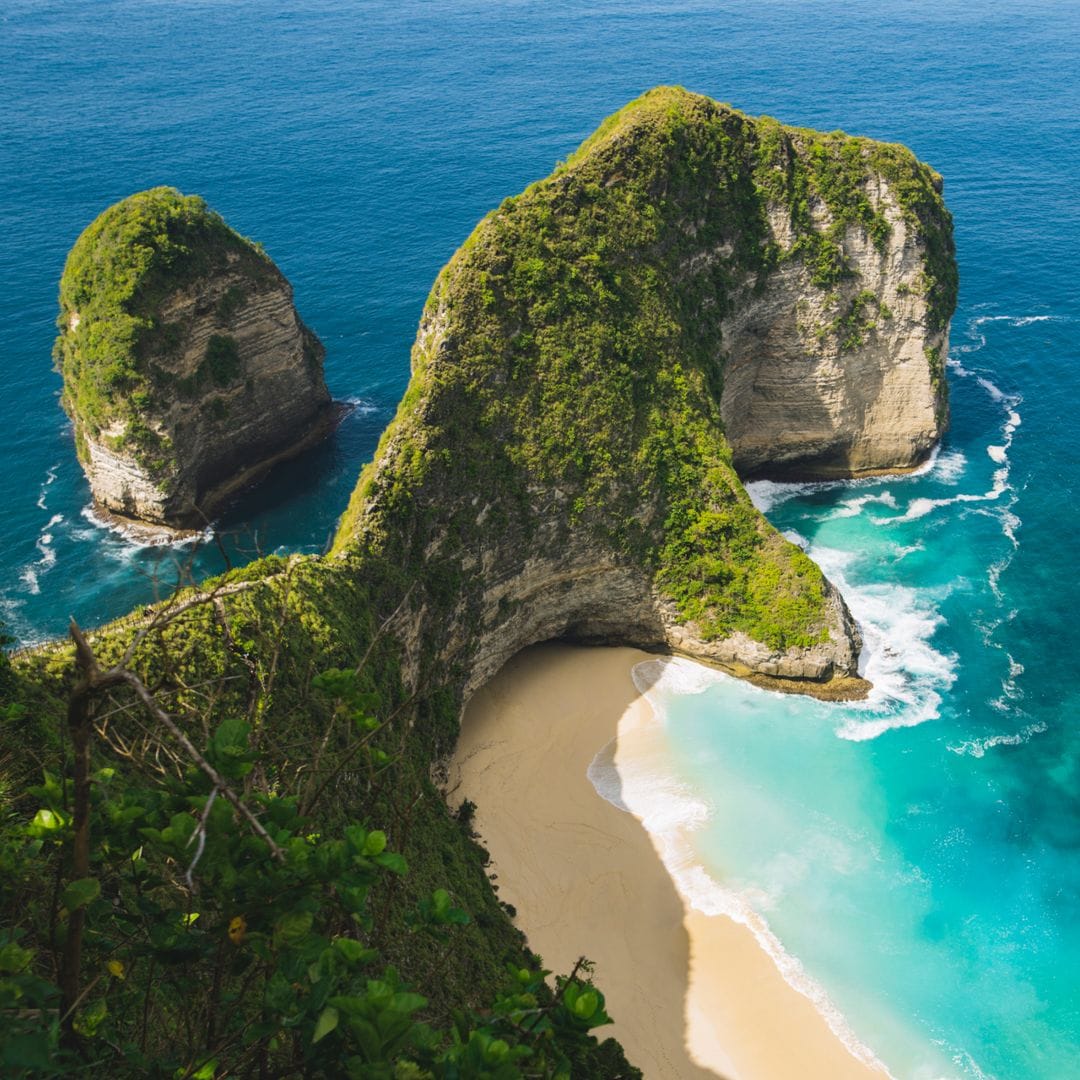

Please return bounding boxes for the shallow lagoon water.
[3,2,1080,1075]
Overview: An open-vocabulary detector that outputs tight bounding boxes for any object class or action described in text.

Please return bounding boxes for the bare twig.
[185,786,219,890]
[70,620,285,861]
[114,666,284,862]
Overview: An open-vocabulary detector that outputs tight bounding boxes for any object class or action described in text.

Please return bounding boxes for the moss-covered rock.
[55,187,333,533]
[333,86,955,690]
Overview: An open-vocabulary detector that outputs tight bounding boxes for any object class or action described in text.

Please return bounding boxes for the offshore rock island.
[55,187,333,534]
[7,87,957,1074]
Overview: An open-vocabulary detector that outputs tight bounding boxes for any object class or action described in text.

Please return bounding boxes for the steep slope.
[721,118,954,476]
[55,187,333,533]
[333,86,955,698]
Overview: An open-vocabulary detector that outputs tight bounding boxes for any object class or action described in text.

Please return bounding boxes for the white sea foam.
[976,376,1005,403]
[36,463,59,510]
[630,654,717,701]
[932,450,967,485]
[745,444,946,517]
[19,512,66,595]
[953,312,1068,362]
[829,491,899,519]
[947,722,1047,759]
[588,682,897,1078]
[891,541,924,561]
[745,479,814,513]
[876,377,1020,532]
[79,504,213,549]
[809,544,957,742]
[344,396,383,414]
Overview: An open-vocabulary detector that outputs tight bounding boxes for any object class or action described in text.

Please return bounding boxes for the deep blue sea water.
[3,1,1079,1075]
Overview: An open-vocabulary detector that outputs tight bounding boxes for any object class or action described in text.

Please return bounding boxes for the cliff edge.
[55,187,333,533]
[332,87,956,699]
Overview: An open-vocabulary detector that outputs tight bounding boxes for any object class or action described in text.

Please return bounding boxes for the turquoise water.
[608,311,1080,1077]
[3,1,1080,1075]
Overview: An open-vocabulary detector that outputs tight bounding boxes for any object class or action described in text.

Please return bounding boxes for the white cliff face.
[720,182,947,477]
[69,254,331,531]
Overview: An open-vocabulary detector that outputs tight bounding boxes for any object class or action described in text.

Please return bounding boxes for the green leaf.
[273,909,314,947]
[571,988,598,1019]
[312,667,357,699]
[344,825,368,854]
[373,851,408,876]
[61,877,100,911]
[72,997,107,1037]
[0,943,32,975]
[28,808,65,834]
[213,716,250,749]
[362,830,387,856]
[390,991,427,1016]
[484,1038,510,1064]
[312,1005,338,1044]
[333,937,376,964]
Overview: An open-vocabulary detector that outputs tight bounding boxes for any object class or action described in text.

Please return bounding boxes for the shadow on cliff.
[212,399,389,542]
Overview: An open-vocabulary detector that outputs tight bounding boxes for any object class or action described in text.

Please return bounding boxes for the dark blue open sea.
[3,2,1079,1075]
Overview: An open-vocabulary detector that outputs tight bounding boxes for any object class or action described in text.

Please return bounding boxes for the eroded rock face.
[333,88,957,700]
[56,188,332,534]
[721,195,948,478]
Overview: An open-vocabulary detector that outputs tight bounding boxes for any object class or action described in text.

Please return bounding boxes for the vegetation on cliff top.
[54,187,279,475]
[338,86,954,649]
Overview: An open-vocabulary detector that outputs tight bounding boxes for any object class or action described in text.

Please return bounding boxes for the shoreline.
[448,643,887,1080]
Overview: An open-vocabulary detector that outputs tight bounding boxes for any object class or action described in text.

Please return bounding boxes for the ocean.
[3,1,1079,1075]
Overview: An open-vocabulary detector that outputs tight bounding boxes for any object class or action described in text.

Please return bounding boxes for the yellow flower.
[228,915,247,944]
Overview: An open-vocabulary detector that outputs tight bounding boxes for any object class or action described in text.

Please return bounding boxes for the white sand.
[448,643,887,1080]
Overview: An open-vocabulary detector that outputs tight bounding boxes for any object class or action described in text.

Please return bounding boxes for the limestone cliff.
[721,137,952,477]
[1,92,960,1077]
[55,187,333,533]
[331,87,956,698]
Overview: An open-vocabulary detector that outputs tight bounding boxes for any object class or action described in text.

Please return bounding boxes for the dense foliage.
[54,187,277,475]
[0,571,639,1078]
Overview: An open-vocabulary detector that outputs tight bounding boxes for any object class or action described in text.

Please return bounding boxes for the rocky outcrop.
[721,195,949,478]
[331,88,956,699]
[455,513,865,703]
[56,188,333,534]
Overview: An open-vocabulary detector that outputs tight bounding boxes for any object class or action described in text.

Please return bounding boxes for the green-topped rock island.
[55,187,334,536]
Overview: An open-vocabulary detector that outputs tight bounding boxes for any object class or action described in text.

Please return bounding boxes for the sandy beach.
[447,643,886,1080]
